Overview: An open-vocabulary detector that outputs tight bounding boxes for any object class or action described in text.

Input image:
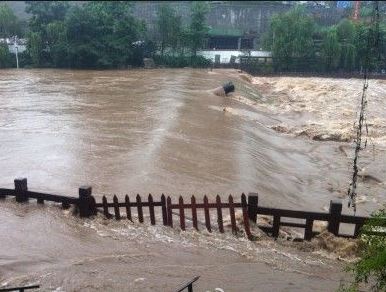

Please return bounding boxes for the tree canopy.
[156,4,182,56]
[188,1,210,56]
[24,1,146,68]
[263,5,385,73]
[0,3,21,38]
[264,6,315,70]
[20,1,211,68]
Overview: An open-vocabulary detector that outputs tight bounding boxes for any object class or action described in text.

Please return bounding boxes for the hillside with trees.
[0,1,385,72]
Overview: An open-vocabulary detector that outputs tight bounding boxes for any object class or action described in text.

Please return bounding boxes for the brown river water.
[0,68,385,291]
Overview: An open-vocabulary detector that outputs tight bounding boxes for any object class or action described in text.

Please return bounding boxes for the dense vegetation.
[263,6,386,73]
[0,3,21,38]
[0,1,385,72]
[0,1,210,69]
[154,1,210,67]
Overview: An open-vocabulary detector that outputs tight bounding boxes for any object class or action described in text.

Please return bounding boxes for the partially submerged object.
[223,81,235,94]
[213,81,235,96]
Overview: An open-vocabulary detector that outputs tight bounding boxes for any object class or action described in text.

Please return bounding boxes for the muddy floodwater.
[0,68,385,291]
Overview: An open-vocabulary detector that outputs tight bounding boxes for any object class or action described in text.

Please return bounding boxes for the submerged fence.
[1,178,385,241]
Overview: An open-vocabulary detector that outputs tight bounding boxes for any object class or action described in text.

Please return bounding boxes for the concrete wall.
[8,44,26,54]
[198,50,271,64]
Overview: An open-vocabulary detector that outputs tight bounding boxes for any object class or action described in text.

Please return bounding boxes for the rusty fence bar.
[167,194,246,235]
[97,193,169,226]
[1,178,386,241]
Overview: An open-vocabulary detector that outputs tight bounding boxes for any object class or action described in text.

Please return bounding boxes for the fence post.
[228,195,237,234]
[15,177,28,203]
[191,195,198,231]
[203,195,211,232]
[148,194,155,225]
[161,194,167,226]
[167,196,173,227]
[136,194,144,223]
[113,195,121,220]
[247,193,258,223]
[304,219,314,241]
[178,196,185,231]
[216,195,224,233]
[354,222,364,237]
[328,200,342,236]
[125,195,132,221]
[78,186,93,218]
[241,193,253,240]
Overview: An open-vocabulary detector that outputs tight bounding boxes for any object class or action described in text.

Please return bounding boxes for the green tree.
[24,1,145,68]
[354,22,369,71]
[188,1,209,56]
[65,1,145,68]
[0,43,12,68]
[26,1,69,32]
[337,19,357,70]
[27,31,43,66]
[0,3,21,38]
[88,1,145,67]
[65,4,105,68]
[353,20,385,72]
[156,4,182,56]
[46,21,68,67]
[266,6,315,71]
[321,27,340,71]
[25,1,70,66]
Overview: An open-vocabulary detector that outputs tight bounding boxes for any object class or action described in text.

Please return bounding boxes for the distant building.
[0,37,27,54]
[133,1,346,51]
[198,49,271,64]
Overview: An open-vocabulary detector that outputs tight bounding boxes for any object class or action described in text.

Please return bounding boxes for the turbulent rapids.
[0,68,385,291]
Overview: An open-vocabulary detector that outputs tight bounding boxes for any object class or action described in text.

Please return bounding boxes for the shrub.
[153,54,211,68]
[344,208,386,291]
[0,43,13,68]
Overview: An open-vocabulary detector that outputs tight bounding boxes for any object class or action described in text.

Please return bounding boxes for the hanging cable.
[347,1,380,212]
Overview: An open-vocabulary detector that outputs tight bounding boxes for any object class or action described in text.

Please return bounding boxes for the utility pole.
[14,36,19,69]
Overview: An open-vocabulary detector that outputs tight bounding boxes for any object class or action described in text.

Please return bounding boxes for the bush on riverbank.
[0,44,13,68]
[5,2,211,70]
[153,55,212,68]
[342,208,386,291]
